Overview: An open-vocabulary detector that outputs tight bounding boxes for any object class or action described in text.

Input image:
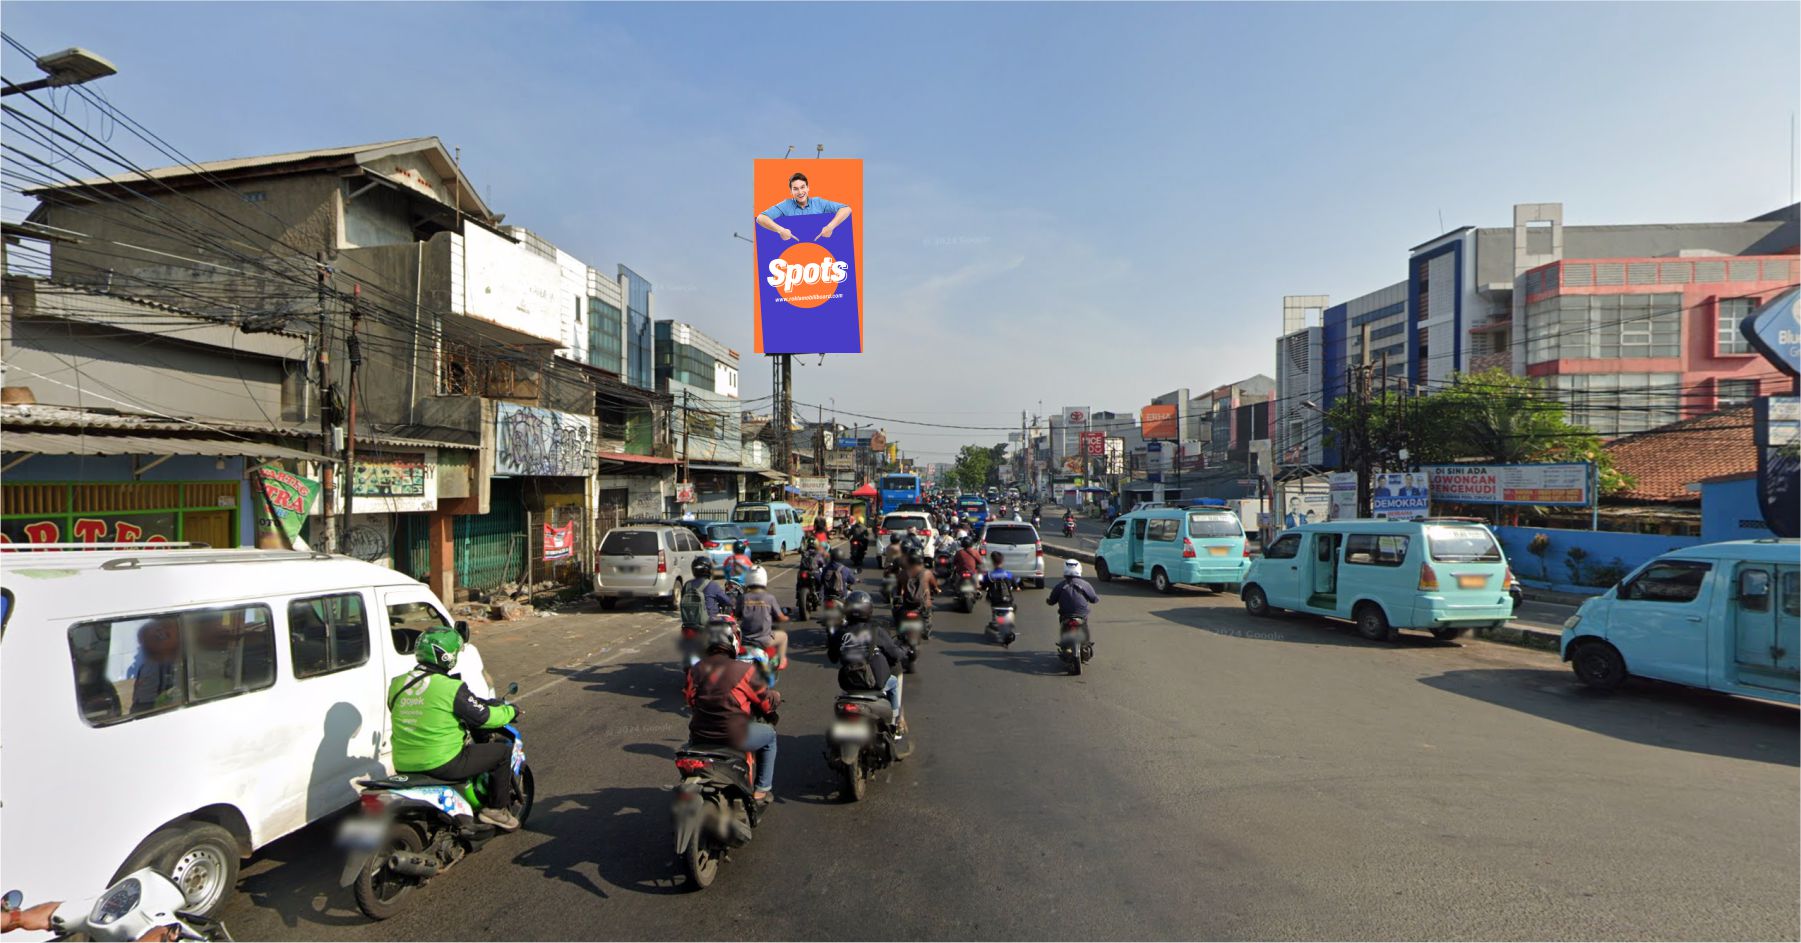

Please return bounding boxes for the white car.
[980,521,1046,587]
[877,512,938,558]
[1,545,468,925]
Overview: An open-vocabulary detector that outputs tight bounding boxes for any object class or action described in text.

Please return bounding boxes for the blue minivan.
[1240,519,1515,641]
[730,501,805,559]
[1094,502,1249,593]
[1560,539,1798,703]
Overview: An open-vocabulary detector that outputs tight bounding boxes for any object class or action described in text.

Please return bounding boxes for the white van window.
[68,604,276,726]
[1264,534,1301,560]
[1425,526,1503,563]
[387,601,452,655]
[288,593,371,679]
[1345,533,1409,567]
[1622,561,1711,603]
[732,507,772,523]
[1146,519,1179,542]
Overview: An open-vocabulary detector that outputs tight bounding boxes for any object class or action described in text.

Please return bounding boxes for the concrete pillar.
[427,509,455,603]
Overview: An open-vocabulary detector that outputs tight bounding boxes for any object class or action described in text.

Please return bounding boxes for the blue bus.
[878,473,922,514]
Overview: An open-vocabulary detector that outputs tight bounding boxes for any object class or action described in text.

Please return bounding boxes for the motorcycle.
[932,549,954,584]
[955,573,980,613]
[1056,617,1091,675]
[986,604,1017,647]
[795,568,820,620]
[849,536,869,569]
[879,568,899,605]
[671,737,769,890]
[825,684,908,802]
[895,609,928,663]
[1062,519,1076,538]
[3,871,234,942]
[337,684,533,921]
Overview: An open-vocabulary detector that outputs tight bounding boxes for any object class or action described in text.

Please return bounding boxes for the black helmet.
[844,591,873,624]
[960,536,975,549]
[831,546,848,563]
[691,557,713,580]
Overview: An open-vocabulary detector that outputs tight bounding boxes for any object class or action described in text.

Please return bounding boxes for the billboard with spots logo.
[753,158,863,354]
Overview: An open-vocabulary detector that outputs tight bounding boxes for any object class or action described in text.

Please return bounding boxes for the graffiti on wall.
[495,402,593,477]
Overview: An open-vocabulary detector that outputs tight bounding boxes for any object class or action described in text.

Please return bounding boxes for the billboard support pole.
[1590,461,1599,531]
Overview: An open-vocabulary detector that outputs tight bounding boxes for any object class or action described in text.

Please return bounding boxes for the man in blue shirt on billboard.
[757,172,853,242]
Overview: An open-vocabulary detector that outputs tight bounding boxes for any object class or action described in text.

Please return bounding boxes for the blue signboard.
[1743,286,1799,378]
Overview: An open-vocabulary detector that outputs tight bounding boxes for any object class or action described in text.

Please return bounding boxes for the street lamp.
[3,48,117,96]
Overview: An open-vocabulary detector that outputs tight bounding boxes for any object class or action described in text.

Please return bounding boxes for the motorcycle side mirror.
[781,607,797,618]
[1,889,21,913]
[506,682,520,697]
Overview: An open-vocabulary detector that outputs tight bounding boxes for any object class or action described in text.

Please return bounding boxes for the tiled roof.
[1606,406,1756,503]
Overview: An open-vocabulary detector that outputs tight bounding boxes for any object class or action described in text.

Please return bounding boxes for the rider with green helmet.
[388,628,521,830]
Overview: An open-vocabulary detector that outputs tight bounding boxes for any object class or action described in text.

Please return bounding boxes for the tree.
[951,444,993,493]
[1323,369,1632,494]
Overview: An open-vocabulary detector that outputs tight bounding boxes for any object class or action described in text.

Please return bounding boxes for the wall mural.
[495,402,593,477]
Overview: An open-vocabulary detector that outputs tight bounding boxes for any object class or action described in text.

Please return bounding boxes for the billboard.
[1141,404,1179,440]
[1425,463,1592,506]
[753,159,863,354]
[1328,471,1357,520]
[1370,472,1430,520]
[1080,431,1106,456]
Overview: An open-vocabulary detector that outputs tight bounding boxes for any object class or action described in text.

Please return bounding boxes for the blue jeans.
[743,721,777,793]
[883,674,902,719]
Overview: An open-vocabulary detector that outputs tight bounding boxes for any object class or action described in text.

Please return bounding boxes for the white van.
[0,546,465,923]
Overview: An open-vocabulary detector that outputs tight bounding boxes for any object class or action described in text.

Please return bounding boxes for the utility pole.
[341,284,362,549]
[770,354,793,480]
[315,256,336,553]
[679,390,691,495]
[815,401,825,476]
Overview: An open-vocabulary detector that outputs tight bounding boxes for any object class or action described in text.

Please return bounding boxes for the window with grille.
[1716,379,1758,407]
[1716,297,1755,355]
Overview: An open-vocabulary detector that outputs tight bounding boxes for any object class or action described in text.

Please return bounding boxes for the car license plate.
[1208,546,1229,556]
[832,720,870,742]
[1456,574,1488,589]
[617,565,638,573]
[742,527,759,536]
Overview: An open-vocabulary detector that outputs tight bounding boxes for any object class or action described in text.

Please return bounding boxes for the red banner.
[543,522,575,560]
[1080,431,1106,456]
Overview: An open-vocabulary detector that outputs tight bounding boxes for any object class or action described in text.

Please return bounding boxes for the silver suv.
[980,521,1045,587]
[593,524,706,610]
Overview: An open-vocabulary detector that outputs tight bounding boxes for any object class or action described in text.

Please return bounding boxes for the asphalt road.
[216,557,1799,941]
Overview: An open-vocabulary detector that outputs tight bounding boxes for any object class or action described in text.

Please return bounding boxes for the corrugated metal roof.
[1,403,310,436]
[2,431,332,463]
[359,433,479,451]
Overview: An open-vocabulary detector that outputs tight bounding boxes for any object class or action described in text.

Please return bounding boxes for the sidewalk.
[1041,538,1566,653]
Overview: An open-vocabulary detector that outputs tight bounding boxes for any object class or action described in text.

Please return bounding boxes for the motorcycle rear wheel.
[353,822,424,921]
[683,838,720,890]
[842,763,867,802]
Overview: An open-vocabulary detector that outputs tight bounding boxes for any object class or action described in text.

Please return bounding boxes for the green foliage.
[1322,369,1635,495]
[951,445,993,493]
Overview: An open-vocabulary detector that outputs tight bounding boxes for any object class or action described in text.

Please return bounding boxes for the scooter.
[1062,519,1076,538]
[1056,617,1091,675]
[671,732,771,890]
[795,568,820,620]
[894,609,927,667]
[955,573,981,613]
[338,684,534,921]
[825,681,907,802]
[932,550,953,584]
[4,871,233,942]
[985,604,1017,647]
[849,536,869,569]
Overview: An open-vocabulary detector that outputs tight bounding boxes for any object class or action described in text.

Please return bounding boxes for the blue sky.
[4,2,1797,460]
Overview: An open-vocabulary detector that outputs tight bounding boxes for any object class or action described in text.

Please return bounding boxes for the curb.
[1048,540,1566,654]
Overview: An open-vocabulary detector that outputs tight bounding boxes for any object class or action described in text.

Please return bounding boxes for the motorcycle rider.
[684,620,782,802]
[822,546,858,601]
[388,628,521,830]
[1062,509,1077,535]
[846,518,872,566]
[813,515,832,545]
[1045,558,1101,657]
[1032,505,1043,528]
[681,558,737,624]
[901,526,926,560]
[796,539,828,609]
[895,552,940,626]
[831,591,911,737]
[980,551,1020,645]
[738,566,790,672]
[952,536,984,583]
[723,541,755,585]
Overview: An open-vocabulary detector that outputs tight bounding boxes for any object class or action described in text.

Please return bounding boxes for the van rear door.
[1730,564,1800,693]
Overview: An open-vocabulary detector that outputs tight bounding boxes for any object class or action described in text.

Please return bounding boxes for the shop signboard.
[1424,463,1592,506]
[351,450,437,514]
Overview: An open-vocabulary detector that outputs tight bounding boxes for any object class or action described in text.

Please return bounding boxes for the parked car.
[729,501,805,559]
[1239,519,1516,641]
[0,545,469,920]
[1094,502,1248,593]
[593,523,706,609]
[979,520,1046,588]
[1560,539,1798,703]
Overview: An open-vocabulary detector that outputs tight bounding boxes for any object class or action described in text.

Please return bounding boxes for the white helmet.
[1063,558,1083,578]
[746,566,769,589]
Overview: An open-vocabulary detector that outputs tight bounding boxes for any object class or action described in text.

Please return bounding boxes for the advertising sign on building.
[543,522,576,561]
[1328,471,1358,521]
[753,158,864,354]
[793,476,832,500]
[1062,406,1089,427]
[675,481,697,504]
[495,402,594,477]
[1754,396,1799,538]
[1370,472,1430,520]
[1424,463,1592,506]
[351,450,437,514]
[253,463,320,549]
[1080,431,1106,456]
[1140,404,1178,440]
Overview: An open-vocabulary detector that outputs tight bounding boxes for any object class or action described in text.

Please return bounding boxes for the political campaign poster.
[543,522,576,561]
[753,158,863,354]
[1370,472,1430,520]
[1424,463,1591,506]
[1328,472,1358,521]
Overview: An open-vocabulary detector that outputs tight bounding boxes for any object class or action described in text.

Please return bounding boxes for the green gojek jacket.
[387,667,517,772]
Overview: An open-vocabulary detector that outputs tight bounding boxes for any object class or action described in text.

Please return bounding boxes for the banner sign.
[1328,471,1358,521]
[753,158,864,354]
[1424,462,1592,506]
[792,476,832,500]
[1140,404,1178,440]
[543,522,575,561]
[253,463,320,549]
[1755,396,1799,538]
[351,449,437,514]
[1370,472,1430,520]
[675,481,697,504]
[1080,431,1106,456]
[1742,287,1799,377]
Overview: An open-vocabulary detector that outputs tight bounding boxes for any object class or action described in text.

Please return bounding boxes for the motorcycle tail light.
[675,757,708,774]
[838,702,861,716]
[359,794,387,814]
